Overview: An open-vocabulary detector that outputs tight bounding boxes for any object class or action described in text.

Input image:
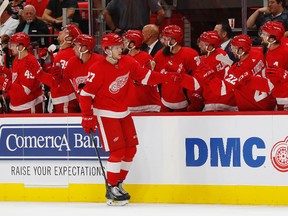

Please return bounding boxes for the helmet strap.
[168,41,177,53]
[60,35,72,48]
[236,48,245,59]
[78,47,88,61]
[17,46,25,59]
[105,49,118,64]
[125,41,136,54]
[267,36,276,48]
[205,45,215,57]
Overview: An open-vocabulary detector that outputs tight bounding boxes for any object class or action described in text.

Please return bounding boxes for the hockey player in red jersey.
[123,30,162,112]
[37,24,82,113]
[0,32,44,113]
[154,24,200,112]
[193,30,237,111]
[54,34,104,95]
[260,21,288,110]
[79,33,190,205]
[205,34,276,111]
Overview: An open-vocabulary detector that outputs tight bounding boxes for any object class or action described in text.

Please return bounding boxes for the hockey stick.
[89,130,109,193]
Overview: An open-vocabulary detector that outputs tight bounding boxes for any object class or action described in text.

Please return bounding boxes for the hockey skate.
[106,185,128,206]
[117,181,131,200]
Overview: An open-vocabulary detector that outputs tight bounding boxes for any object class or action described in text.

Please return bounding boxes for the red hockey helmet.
[62,24,82,39]
[101,33,123,49]
[231,34,252,53]
[199,31,221,48]
[261,21,285,41]
[9,32,30,47]
[73,34,95,51]
[123,30,144,48]
[161,25,183,43]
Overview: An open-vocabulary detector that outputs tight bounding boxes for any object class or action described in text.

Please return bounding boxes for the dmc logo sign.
[270,137,288,172]
[185,137,266,167]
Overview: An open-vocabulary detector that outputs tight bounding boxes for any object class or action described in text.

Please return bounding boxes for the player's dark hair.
[276,0,286,7]
[216,21,233,39]
[162,46,173,56]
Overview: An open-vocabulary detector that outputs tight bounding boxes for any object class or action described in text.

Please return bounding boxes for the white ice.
[1,202,288,216]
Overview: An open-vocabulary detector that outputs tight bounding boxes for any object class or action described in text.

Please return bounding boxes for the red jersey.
[210,49,276,111]
[50,47,77,107]
[265,43,288,109]
[154,47,200,110]
[127,51,162,112]
[80,55,168,117]
[8,54,44,112]
[64,53,104,93]
[194,48,237,111]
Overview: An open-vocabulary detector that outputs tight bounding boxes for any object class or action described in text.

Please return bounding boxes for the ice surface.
[1,202,288,216]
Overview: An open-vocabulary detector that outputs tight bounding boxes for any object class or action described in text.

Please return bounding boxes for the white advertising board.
[0,114,287,187]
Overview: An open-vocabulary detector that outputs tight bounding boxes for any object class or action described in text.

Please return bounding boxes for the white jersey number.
[225,74,238,85]
[24,70,35,79]
[87,72,95,83]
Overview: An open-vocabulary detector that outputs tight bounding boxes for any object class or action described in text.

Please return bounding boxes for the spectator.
[0,32,44,113]
[141,24,163,57]
[0,2,19,37]
[154,24,200,112]
[103,0,165,35]
[192,31,237,112]
[10,0,25,20]
[205,34,276,111]
[260,21,288,110]
[123,30,162,112]
[25,0,49,19]
[0,34,10,67]
[214,21,237,63]
[42,0,82,31]
[15,4,50,47]
[247,0,288,37]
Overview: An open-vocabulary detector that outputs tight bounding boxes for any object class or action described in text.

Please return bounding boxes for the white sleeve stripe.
[141,70,152,85]
[22,85,31,95]
[80,89,95,99]
[267,79,274,91]
[220,80,227,96]
[193,77,200,90]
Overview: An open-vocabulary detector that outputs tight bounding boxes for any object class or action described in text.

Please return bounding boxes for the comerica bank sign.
[0,124,109,160]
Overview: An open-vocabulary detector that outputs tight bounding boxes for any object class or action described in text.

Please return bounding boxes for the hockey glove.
[235,71,251,88]
[82,115,96,134]
[187,93,204,112]
[39,48,49,59]
[195,62,216,82]
[51,63,63,84]
[161,72,182,84]
[0,76,11,92]
[165,61,186,74]
[0,65,12,79]
[266,67,288,84]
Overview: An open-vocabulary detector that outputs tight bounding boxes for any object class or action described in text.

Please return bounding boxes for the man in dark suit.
[141,24,163,57]
[16,4,50,47]
[214,21,237,63]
